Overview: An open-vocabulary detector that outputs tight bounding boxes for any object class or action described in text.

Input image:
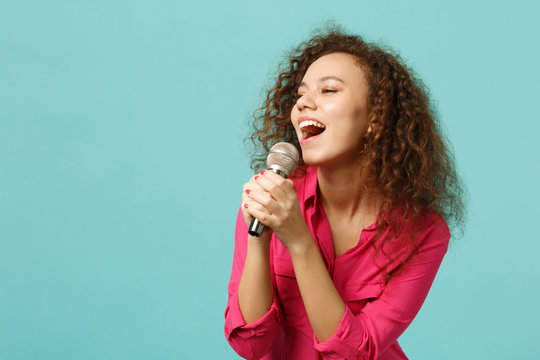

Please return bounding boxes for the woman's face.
[291,52,370,169]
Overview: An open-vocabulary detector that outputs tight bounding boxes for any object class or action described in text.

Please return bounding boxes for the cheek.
[349,102,370,128]
[290,106,298,119]
[322,97,359,121]
[290,108,300,129]
[322,101,341,115]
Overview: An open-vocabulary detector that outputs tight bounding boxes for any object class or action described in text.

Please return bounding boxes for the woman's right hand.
[241,172,273,241]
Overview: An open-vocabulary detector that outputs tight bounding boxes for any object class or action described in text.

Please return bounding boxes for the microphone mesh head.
[267,142,299,176]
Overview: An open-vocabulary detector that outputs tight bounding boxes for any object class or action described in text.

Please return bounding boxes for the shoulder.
[417,209,451,246]
[379,208,450,269]
[371,208,450,279]
[406,209,451,263]
[389,207,450,245]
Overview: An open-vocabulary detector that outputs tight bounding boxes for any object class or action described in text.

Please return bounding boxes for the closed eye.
[322,89,337,93]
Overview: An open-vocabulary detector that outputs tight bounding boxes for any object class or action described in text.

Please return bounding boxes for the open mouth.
[299,120,326,141]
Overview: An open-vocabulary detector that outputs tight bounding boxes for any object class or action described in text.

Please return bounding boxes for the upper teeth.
[299,120,326,129]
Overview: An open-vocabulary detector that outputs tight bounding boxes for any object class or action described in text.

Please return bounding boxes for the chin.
[300,152,326,167]
[300,153,315,166]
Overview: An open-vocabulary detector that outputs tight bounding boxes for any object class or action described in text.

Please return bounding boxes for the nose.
[295,90,316,111]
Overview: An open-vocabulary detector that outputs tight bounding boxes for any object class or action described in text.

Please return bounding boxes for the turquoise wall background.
[1,0,539,359]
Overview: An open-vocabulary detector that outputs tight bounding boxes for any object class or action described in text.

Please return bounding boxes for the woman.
[224,29,464,360]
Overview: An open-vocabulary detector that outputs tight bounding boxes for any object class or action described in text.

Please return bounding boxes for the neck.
[316,163,381,220]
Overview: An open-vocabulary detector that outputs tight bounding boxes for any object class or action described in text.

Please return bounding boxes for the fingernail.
[243,203,249,208]
[245,189,251,194]
[255,176,259,180]
[260,170,266,175]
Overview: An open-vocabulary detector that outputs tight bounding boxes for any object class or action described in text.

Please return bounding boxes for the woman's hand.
[240,172,273,241]
[241,171,311,252]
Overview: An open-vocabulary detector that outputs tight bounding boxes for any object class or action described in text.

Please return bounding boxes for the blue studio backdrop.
[1,0,539,359]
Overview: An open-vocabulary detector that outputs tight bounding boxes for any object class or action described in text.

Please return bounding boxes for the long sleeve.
[224,209,282,360]
[314,215,450,359]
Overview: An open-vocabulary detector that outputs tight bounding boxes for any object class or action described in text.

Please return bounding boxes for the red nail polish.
[244,203,249,208]
[260,170,266,175]
[255,176,259,180]
[245,189,251,194]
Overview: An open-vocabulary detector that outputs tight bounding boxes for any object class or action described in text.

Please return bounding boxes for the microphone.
[248,142,300,237]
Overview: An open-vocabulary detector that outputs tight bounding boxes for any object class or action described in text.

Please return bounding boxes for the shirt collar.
[303,166,319,206]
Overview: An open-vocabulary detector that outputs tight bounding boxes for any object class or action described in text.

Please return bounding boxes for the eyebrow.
[299,76,345,88]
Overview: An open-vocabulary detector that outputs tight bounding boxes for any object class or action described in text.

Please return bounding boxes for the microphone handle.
[247,167,288,237]
[248,218,265,237]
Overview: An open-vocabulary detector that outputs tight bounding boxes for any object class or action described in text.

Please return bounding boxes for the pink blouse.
[224,166,450,359]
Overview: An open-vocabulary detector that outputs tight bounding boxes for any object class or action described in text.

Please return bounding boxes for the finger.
[261,170,285,182]
[241,174,273,223]
[241,179,265,212]
[240,190,254,219]
[245,188,280,215]
[248,173,265,185]
[263,170,294,189]
[241,198,274,227]
[264,172,295,197]
[255,172,290,201]
[242,178,266,196]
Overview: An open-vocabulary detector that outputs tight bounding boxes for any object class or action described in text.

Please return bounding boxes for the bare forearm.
[237,235,274,324]
[290,237,346,342]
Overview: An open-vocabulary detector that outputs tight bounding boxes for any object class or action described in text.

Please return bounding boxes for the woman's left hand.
[242,170,311,252]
